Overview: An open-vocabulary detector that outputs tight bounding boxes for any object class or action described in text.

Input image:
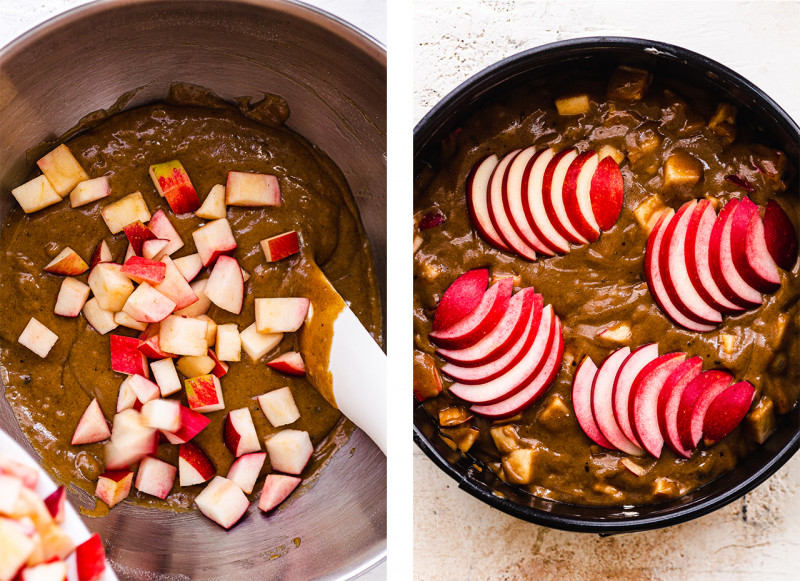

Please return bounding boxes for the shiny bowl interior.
[0,0,386,578]
[414,37,800,534]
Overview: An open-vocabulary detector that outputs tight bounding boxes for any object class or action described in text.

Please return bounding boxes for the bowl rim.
[413,35,800,534]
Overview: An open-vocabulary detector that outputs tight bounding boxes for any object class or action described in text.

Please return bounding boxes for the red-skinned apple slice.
[469,315,563,419]
[432,268,489,333]
[261,230,300,262]
[590,156,625,231]
[763,200,798,270]
[656,356,703,458]
[436,287,534,367]
[258,474,301,512]
[266,351,306,376]
[465,154,510,252]
[521,147,568,254]
[660,200,723,326]
[685,200,743,314]
[487,149,538,260]
[428,277,512,349]
[185,374,225,413]
[561,151,601,242]
[44,247,89,275]
[179,442,216,486]
[677,369,733,450]
[224,408,261,457]
[502,147,554,255]
[75,533,106,581]
[449,303,553,404]
[572,356,614,449]
[629,352,686,457]
[149,160,201,214]
[645,209,716,332]
[442,293,542,385]
[542,148,586,245]
[89,240,113,270]
[192,218,237,268]
[71,398,110,445]
[709,199,762,309]
[729,198,780,292]
[204,255,244,314]
[147,209,184,258]
[591,347,644,455]
[703,381,755,444]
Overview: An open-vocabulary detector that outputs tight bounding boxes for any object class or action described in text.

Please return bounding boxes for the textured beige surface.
[414,1,800,579]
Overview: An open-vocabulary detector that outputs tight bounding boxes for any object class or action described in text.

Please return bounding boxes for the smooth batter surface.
[0,91,381,511]
[414,68,799,506]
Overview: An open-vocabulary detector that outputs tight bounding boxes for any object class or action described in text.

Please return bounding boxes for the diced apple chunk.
[149,160,200,214]
[88,263,135,312]
[150,358,182,397]
[489,425,520,454]
[71,398,111,445]
[192,218,237,267]
[70,176,110,208]
[11,175,62,213]
[260,231,300,262]
[135,456,176,499]
[226,171,281,206]
[413,351,442,402]
[709,103,737,143]
[185,374,225,413]
[258,474,301,512]
[196,184,227,220]
[227,452,266,494]
[141,399,181,432]
[100,191,151,234]
[634,195,667,234]
[89,239,113,269]
[176,355,215,378]
[147,210,185,257]
[555,94,590,116]
[37,144,89,197]
[123,282,176,324]
[44,247,89,275]
[173,253,203,282]
[224,408,261,457]
[254,297,310,333]
[18,318,58,358]
[196,314,217,347]
[159,315,208,356]
[54,277,91,317]
[0,518,36,578]
[204,256,244,314]
[121,256,167,285]
[664,150,704,188]
[719,334,736,355]
[142,239,169,260]
[195,476,249,529]
[596,322,632,345]
[240,323,283,361]
[501,448,536,485]
[264,429,313,475]
[597,144,625,165]
[95,469,133,509]
[215,323,241,362]
[607,66,652,101]
[114,311,148,332]
[620,457,648,476]
[747,396,777,445]
[82,298,118,335]
[257,387,300,427]
[173,278,209,317]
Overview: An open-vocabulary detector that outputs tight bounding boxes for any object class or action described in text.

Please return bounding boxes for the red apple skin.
[259,474,302,512]
[180,442,216,480]
[487,149,538,260]
[465,154,510,252]
[428,277,513,349]
[44,249,89,275]
[561,151,601,242]
[121,256,167,284]
[501,147,554,256]
[123,221,157,256]
[703,381,755,444]
[656,356,703,458]
[90,240,113,270]
[138,334,177,359]
[165,406,211,443]
[729,197,779,293]
[612,343,659,447]
[207,349,228,378]
[590,156,624,231]
[432,268,489,332]
[591,346,643,456]
[266,352,306,377]
[676,370,733,450]
[44,486,66,522]
[763,200,798,270]
[162,177,201,215]
[572,356,615,449]
[542,148,584,245]
[110,335,148,376]
[263,231,300,262]
[75,533,106,581]
[520,147,567,255]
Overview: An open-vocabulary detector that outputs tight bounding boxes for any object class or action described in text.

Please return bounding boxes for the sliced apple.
[184,374,225,413]
[100,191,150,234]
[88,262,134,312]
[135,456,176,499]
[469,315,563,419]
[465,154,510,251]
[677,369,733,450]
[257,387,300,427]
[542,148,585,245]
[192,218,237,267]
[657,356,703,458]
[226,170,281,206]
[265,430,313,475]
[763,200,798,270]
[71,398,110,445]
[591,347,644,455]
[703,381,755,444]
[613,344,659,446]
[729,197,780,293]
[18,317,58,358]
[149,160,201,214]
[178,442,216,486]
[224,408,261,457]
[204,255,244,314]
[195,476,249,529]
[196,184,227,220]
[54,277,91,317]
[11,175,62,213]
[561,151,601,242]
[258,474,301,512]
[44,247,89,275]
[431,268,488,333]
[571,356,614,449]
[428,277,512,349]
[147,209,185,258]
[261,230,300,262]
[501,147,555,256]
[227,452,267,494]
[95,469,133,509]
[487,149,538,260]
[590,155,625,231]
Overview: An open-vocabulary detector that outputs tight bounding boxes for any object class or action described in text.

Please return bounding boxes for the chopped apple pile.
[572,343,755,459]
[11,144,318,529]
[0,454,107,581]
[465,146,624,260]
[645,196,798,331]
[429,269,564,418]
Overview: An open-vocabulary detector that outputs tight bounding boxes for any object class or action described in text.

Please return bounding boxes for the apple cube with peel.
[226,452,266,494]
[135,456,177,499]
[18,317,59,358]
[149,160,201,214]
[123,221,157,256]
[224,408,261,457]
[11,175,62,213]
[75,533,106,581]
[240,323,283,361]
[192,218,237,267]
[36,143,89,196]
[207,349,229,378]
[44,247,89,275]
[95,469,133,508]
[215,323,241,361]
[255,297,310,333]
[257,387,300,427]
[127,374,160,404]
[54,277,91,317]
[89,239,113,269]
[174,278,210,317]
[147,209,185,257]
[116,377,138,413]
[178,442,216,486]
[226,170,281,206]
[153,257,199,311]
[264,429,313,475]
[141,398,181,432]
[138,333,174,360]
[110,335,149,377]
[88,263,135,311]
[163,406,211,444]
[261,230,300,262]
[142,238,169,260]
[159,315,209,356]
[196,183,227,220]
[173,253,203,282]
[123,282,177,323]
[71,398,111,445]
[70,176,110,208]
[104,409,157,470]
[82,298,118,335]
[121,256,167,284]
[114,311,148,332]
[176,354,215,378]
[266,351,306,377]
[185,374,225,413]
[258,474,301,512]
[195,476,249,529]
[150,358,182,396]
[44,486,67,522]
[204,255,244,314]
[100,191,151,234]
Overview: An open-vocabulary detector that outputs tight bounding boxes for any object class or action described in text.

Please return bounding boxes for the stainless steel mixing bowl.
[0,0,386,578]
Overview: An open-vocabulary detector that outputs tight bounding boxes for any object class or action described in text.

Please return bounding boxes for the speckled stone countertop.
[414,2,800,580]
